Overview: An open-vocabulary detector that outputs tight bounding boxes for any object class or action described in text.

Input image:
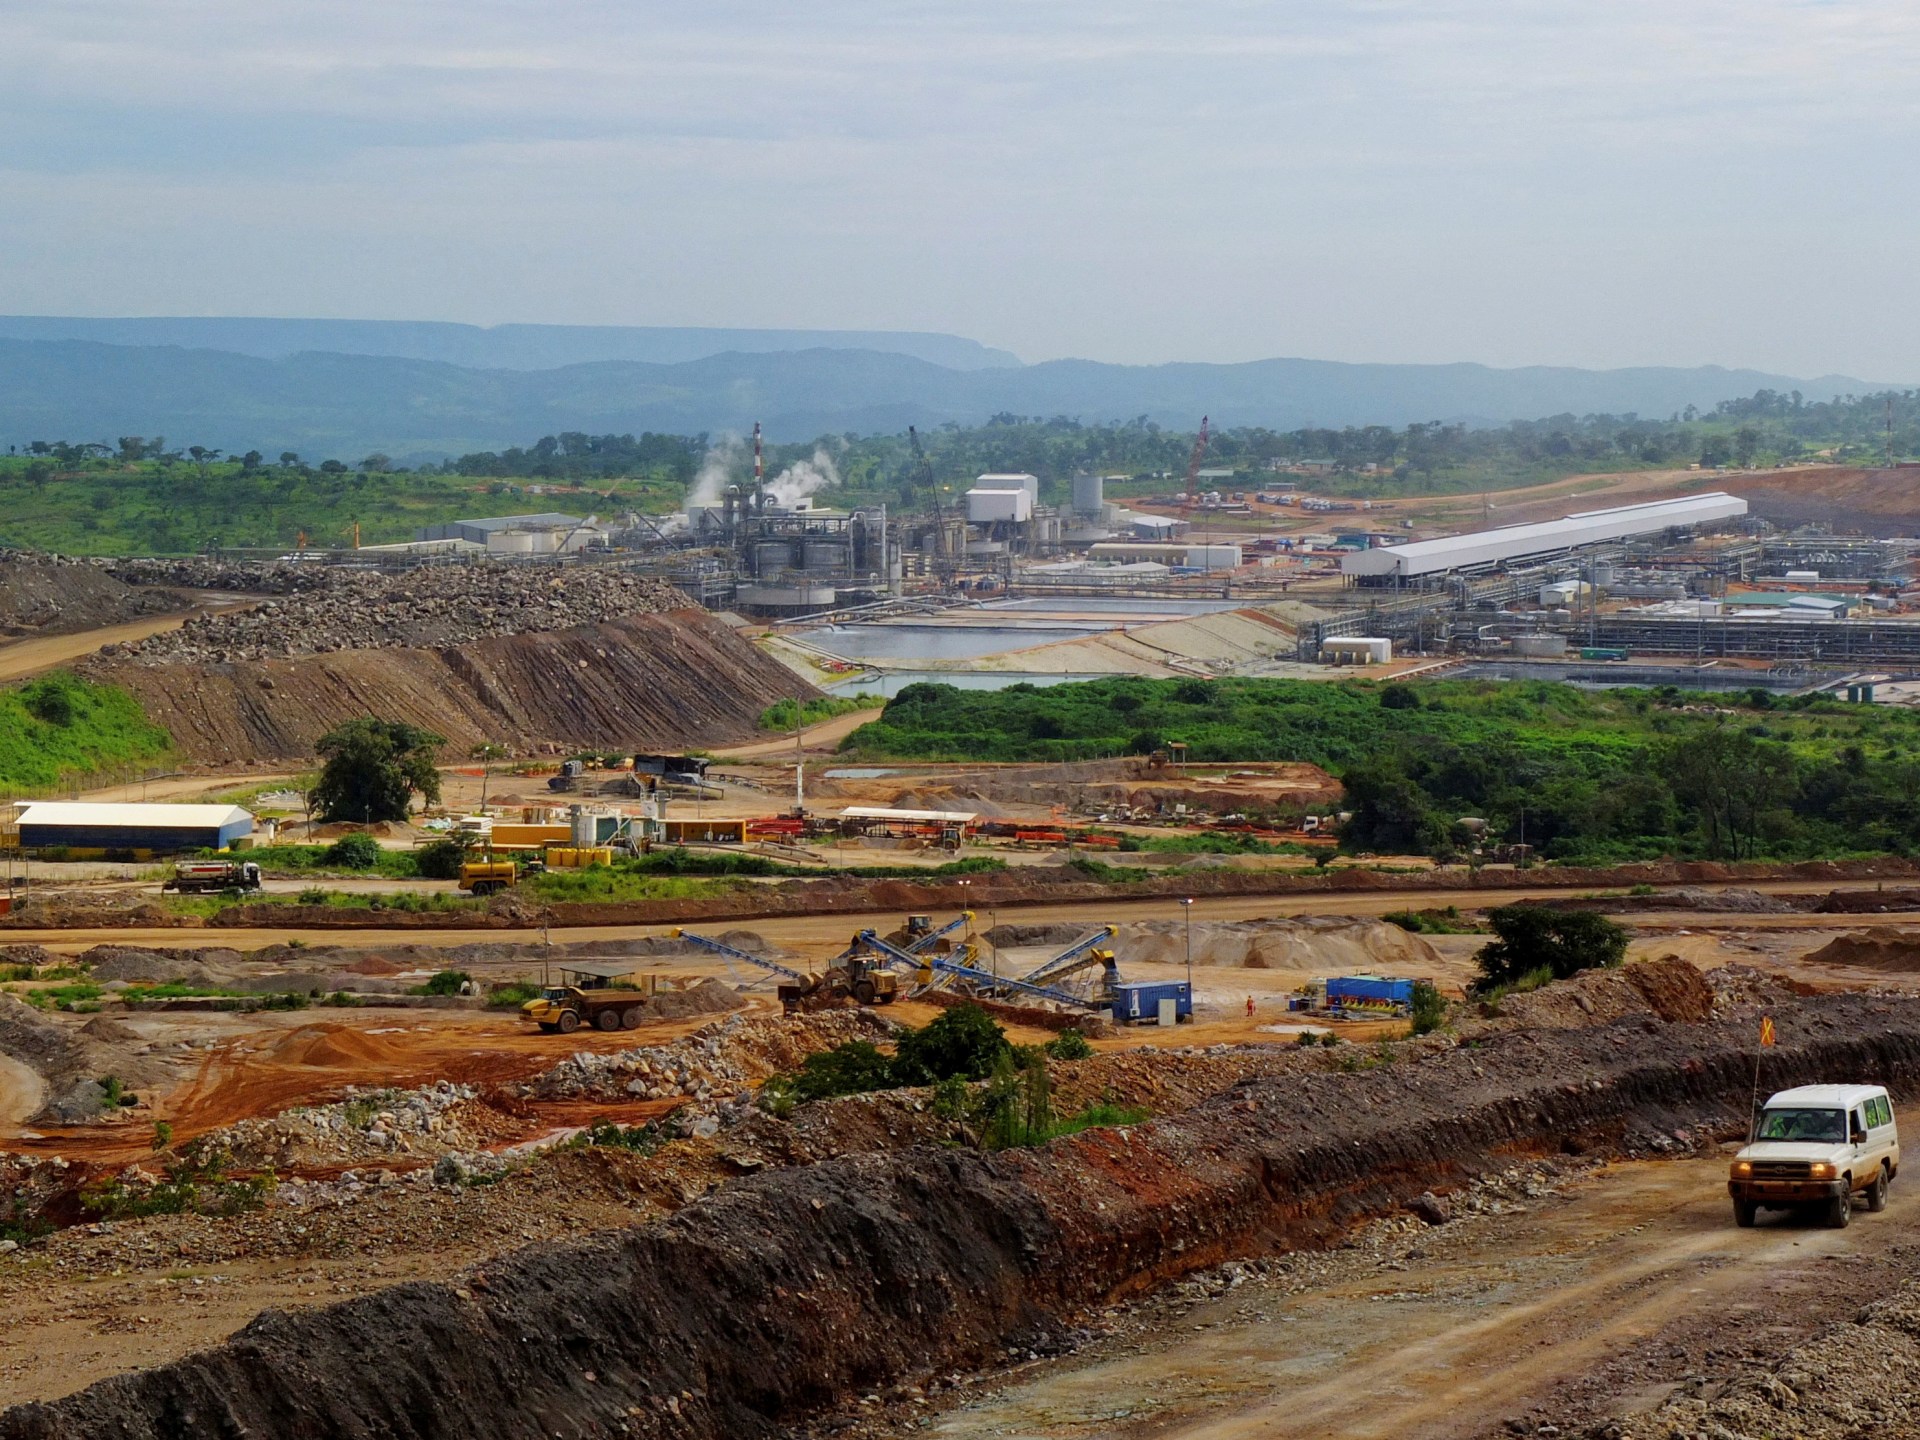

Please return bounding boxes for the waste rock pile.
[528,1008,896,1106]
[0,553,183,636]
[105,564,691,662]
[210,1081,519,1170]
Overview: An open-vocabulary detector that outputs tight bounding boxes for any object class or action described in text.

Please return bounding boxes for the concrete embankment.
[7,993,1919,1439]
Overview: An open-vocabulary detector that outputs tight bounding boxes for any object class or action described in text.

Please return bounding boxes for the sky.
[0,0,1916,378]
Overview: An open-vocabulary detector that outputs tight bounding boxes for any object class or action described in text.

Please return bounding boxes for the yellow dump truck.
[520,963,656,1034]
[457,859,519,896]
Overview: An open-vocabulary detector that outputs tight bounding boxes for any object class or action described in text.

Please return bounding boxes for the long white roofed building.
[1340,493,1749,583]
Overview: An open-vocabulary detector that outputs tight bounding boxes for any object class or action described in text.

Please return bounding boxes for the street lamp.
[1182,896,1194,994]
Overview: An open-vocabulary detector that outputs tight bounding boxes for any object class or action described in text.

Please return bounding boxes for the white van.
[1728,1084,1900,1228]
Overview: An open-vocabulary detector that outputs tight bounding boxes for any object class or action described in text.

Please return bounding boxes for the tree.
[1473,907,1629,991]
[890,1003,1010,1084]
[308,719,444,823]
[1658,728,1798,859]
[279,451,300,468]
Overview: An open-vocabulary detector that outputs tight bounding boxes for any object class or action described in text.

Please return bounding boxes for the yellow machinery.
[457,859,518,896]
[521,963,657,1034]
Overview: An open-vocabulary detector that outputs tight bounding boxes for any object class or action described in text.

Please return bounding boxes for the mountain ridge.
[0,334,1899,461]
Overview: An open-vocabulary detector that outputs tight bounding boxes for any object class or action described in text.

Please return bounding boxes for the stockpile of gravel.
[100,565,691,662]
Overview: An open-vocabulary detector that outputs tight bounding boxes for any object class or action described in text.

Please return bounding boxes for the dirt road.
[5,878,1916,956]
[0,591,260,684]
[932,1119,1919,1440]
[708,708,877,758]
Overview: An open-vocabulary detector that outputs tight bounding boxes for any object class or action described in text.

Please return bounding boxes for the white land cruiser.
[1728,1084,1900,1229]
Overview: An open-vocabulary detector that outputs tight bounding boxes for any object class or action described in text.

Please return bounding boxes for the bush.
[1409,980,1447,1036]
[789,1040,900,1101]
[1473,906,1629,992]
[486,981,543,1009]
[323,832,383,870]
[413,969,471,997]
[891,1004,1011,1085]
[414,837,468,880]
[1045,1028,1094,1061]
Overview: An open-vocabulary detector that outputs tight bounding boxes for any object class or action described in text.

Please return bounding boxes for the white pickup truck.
[1728,1083,1900,1229]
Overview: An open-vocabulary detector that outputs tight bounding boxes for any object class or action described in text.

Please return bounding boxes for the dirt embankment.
[516,856,1920,932]
[83,609,811,762]
[1725,464,1920,537]
[10,993,1920,1440]
[1804,930,1920,972]
[0,554,182,639]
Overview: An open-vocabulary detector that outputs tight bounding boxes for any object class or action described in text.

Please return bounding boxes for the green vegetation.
[0,442,684,554]
[1408,980,1448,1037]
[1045,1028,1095,1061]
[240,842,421,879]
[521,850,1004,902]
[1381,906,1482,935]
[412,969,472,997]
[80,1141,270,1221]
[309,718,443,823]
[761,1005,1142,1151]
[1472,907,1629,993]
[847,676,1920,863]
[0,672,171,790]
[758,693,884,732]
[10,389,1917,554]
[486,981,543,1009]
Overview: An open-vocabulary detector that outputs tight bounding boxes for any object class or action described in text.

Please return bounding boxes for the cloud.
[0,1,1915,376]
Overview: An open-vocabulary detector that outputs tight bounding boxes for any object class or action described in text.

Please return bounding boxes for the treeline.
[441,431,702,482]
[841,676,1920,864]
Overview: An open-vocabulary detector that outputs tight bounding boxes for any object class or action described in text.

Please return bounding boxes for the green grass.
[521,851,1005,902]
[0,672,171,790]
[236,843,421,879]
[0,458,680,556]
[758,693,884,732]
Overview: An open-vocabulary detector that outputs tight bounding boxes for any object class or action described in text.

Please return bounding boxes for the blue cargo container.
[1327,975,1415,1009]
[1112,980,1193,1023]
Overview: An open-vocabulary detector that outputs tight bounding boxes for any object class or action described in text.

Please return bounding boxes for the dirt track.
[931,1117,1920,1439]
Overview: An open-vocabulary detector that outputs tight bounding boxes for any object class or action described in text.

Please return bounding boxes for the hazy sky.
[1,1,1915,376]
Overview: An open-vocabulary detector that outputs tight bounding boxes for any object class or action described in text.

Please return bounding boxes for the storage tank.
[1072,473,1104,515]
[803,540,847,571]
[754,542,792,575]
[1511,633,1569,657]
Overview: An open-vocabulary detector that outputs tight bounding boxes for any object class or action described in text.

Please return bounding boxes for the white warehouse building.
[1339,493,1749,581]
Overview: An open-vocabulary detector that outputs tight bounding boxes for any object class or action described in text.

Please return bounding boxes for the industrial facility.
[10,801,255,855]
[1339,494,1752,583]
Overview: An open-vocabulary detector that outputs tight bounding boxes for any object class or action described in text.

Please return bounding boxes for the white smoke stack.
[765,447,842,508]
[686,433,746,511]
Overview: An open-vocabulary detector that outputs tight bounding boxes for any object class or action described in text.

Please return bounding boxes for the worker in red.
[1246,995,1255,1018]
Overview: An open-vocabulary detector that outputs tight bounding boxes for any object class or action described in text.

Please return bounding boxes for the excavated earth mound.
[83,609,811,761]
[15,992,1915,1440]
[0,553,181,638]
[1118,916,1445,973]
[1802,930,1920,972]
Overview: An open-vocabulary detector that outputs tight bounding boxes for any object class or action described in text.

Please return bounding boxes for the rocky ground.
[98,563,690,662]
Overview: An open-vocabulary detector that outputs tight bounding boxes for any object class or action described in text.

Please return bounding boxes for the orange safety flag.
[1759,1015,1776,1047]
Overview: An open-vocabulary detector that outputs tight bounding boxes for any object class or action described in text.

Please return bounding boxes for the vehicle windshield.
[1756,1107,1846,1142]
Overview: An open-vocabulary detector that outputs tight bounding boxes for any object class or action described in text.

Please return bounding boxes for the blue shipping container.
[1112,980,1193,1023]
[1327,976,1415,1006]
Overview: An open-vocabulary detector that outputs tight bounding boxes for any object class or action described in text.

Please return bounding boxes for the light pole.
[1182,896,1194,994]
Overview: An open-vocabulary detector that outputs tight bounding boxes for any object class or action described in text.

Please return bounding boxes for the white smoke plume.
[686,433,745,511]
[765,447,841,508]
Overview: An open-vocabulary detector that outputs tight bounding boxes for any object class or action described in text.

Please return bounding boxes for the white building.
[1339,494,1749,580]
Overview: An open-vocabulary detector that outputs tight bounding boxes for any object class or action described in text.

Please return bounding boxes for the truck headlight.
[1731,1161,1752,1178]
[1809,1162,1836,1180]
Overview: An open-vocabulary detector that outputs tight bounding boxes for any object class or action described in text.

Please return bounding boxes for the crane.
[908,425,953,573]
[1183,415,1211,508]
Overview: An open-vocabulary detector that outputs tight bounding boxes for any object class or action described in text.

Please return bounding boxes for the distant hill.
[0,334,1896,461]
[0,317,1021,372]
